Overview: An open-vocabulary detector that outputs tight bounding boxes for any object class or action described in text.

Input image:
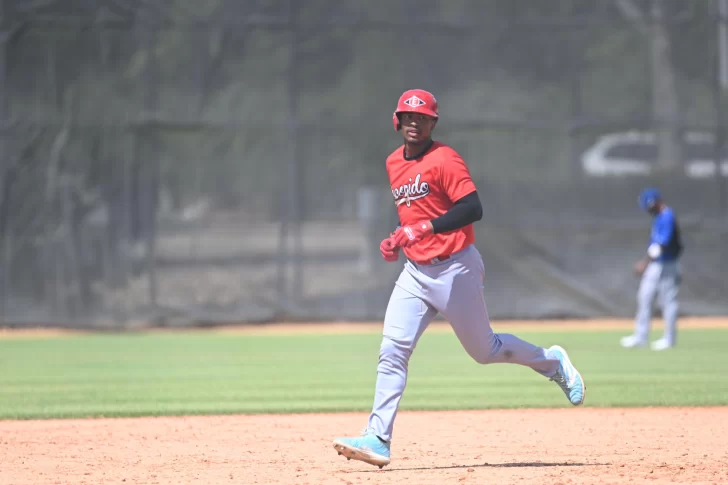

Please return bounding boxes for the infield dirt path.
[216,316,728,336]
[2,407,727,485]
[3,316,727,339]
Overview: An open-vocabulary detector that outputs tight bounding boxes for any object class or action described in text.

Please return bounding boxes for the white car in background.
[581,131,728,178]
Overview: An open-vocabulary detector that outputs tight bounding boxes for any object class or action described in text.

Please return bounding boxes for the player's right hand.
[392,221,433,248]
[380,236,400,262]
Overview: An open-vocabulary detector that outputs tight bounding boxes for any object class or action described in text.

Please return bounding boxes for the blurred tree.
[615,0,683,173]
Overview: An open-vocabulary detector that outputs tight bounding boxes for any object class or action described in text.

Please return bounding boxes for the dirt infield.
[2,316,728,339]
[218,316,728,336]
[2,408,727,485]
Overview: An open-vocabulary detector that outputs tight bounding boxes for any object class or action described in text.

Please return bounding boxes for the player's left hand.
[393,221,434,248]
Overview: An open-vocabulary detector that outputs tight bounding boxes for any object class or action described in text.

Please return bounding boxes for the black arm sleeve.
[431,191,483,234]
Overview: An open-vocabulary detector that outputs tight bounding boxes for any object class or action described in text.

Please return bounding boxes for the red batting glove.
[380,235,400,262]
[393,221,433,248]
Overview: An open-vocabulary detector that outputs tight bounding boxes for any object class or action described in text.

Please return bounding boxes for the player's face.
[646,200,662,216]
[399,112,436,145]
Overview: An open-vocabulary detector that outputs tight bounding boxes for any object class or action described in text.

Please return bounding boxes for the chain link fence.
[0,0,727,328]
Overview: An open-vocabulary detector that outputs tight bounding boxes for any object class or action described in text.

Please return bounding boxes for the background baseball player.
[621,188,683,351]
[332,89,586,469]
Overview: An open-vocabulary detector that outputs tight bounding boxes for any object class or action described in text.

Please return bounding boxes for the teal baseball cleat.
[548,345,586,406]
[333,428,391,468]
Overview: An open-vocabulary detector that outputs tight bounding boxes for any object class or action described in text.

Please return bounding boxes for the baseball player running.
[332,89,586,469]
[620,188,683,351]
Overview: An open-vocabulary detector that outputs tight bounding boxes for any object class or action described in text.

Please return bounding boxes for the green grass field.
[1,328,727,420]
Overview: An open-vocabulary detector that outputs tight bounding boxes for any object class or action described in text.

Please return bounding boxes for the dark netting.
[0,0,726,327]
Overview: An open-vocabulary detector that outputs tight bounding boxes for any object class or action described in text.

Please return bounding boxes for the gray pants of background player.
[367,244,560,442]
[633,260,681,345]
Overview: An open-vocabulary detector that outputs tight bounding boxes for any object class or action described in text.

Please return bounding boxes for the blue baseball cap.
[638,188,661,211]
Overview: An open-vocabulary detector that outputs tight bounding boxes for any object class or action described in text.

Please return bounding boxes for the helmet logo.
[403,95,426,108]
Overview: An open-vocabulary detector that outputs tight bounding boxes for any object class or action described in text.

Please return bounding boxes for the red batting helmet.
[392,89,438,131]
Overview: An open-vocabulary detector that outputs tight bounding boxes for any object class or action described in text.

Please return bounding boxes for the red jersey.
[386,141,477,262]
